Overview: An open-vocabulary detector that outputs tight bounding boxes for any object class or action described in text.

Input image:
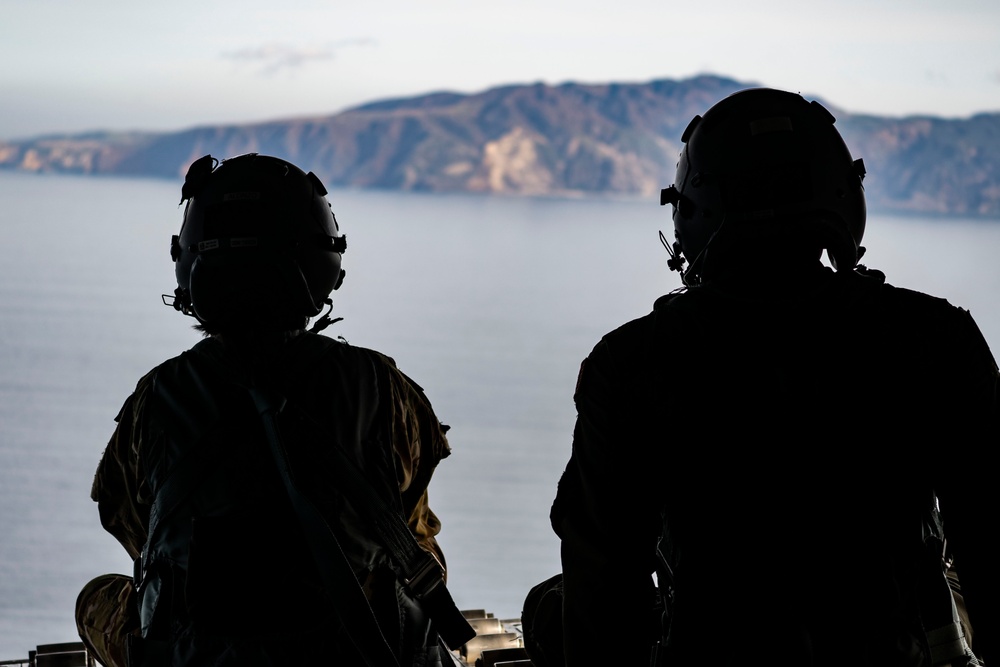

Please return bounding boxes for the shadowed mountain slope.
[2,75,998,216]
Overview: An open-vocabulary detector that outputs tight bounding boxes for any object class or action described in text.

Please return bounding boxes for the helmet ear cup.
[186,251,320,329]
[276,252,329,318]
[293,238,343,310]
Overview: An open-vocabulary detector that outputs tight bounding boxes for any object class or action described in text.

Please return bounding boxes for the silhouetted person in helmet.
[550,89,998,666]
[75,154,472,667]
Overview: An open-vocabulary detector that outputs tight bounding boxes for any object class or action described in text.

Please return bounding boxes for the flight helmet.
[661,88,867,284]
[170,153,346,330]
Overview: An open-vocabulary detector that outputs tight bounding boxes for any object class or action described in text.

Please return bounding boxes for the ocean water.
[1,170,999,659]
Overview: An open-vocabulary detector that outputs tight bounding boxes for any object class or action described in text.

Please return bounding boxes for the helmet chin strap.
[662,216,729,287]
[659,230,686,274]
[162,287,196,317]
[308,299,343,334]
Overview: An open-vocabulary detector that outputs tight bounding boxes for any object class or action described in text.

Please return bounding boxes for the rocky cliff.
[2,75,998,216]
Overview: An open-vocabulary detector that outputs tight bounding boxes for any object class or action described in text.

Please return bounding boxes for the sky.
[2,0,999,140]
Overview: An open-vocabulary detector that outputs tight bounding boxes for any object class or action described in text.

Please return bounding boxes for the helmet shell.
[172,154,345,329]
[668,88,866,281]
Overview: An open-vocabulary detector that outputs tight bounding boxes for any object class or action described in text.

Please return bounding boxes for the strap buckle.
[404,556,443,600]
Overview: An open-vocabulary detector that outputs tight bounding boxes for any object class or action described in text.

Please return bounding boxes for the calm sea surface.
[2,171,999,658]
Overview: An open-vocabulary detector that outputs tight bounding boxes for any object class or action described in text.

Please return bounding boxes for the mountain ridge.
[2,74,998,217]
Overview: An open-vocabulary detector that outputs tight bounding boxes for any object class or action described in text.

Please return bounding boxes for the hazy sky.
[3,0,999,140]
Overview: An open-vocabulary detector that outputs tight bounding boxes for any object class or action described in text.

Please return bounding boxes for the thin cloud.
[223,39,376,75]
[923,69,950,84]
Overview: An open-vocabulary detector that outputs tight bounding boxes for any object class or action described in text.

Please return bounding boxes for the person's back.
[551,89,998,666]
[77,154,469,667]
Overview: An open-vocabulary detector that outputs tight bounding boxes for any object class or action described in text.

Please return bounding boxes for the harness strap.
[254,376,476,650]
[250,386,402,667]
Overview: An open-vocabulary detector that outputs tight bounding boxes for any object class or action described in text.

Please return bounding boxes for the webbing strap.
[258,382,476,650]
[250,387,401,667]
[304,406,475,647]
